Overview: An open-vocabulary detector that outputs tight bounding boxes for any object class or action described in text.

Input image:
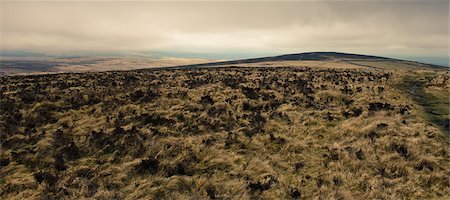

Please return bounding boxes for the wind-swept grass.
[0,67,448,199]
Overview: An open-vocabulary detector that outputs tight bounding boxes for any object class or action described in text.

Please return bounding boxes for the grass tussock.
[0,66,448,199]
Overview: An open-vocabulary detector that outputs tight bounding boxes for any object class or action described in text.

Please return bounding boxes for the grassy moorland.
[0,64,448,199]
[397,73,449,134]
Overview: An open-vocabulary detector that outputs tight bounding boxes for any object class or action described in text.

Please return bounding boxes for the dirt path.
[398,74,449,134]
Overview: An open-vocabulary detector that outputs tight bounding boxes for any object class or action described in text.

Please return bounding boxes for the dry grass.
[0,66,448,199]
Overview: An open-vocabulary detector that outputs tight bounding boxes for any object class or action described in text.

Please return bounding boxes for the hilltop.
[0,53,448,199]
[171,52,448,70]
[1,52,447,76]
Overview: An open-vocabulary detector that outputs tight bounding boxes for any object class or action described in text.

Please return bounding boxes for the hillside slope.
[171,52,447,70]
[1,58,449,199]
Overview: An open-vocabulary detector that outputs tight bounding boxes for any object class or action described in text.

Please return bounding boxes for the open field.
[2,0,449,198]
[0,60,448,199]
[0,56,215,76]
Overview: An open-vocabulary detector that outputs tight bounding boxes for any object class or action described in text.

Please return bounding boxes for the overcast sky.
[1,1,449,65]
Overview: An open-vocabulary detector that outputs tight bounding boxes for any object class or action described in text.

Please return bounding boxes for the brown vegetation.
[0,66,448,199]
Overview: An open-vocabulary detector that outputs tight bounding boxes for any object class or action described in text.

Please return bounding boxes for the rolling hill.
[0,52,448,199]
[170,52,448,70]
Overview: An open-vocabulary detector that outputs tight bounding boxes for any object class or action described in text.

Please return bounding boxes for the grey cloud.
[1,1,448,57]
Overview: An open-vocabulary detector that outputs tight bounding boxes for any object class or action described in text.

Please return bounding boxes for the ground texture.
[0,66,449,199]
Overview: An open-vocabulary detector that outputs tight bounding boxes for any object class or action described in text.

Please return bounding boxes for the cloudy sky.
[1,1,449,65]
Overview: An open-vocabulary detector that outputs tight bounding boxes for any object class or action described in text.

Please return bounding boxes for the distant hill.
[2,52,447,76]
[172,52,447,70]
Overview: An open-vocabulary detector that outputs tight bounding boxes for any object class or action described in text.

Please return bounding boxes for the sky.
[1,0,449,66]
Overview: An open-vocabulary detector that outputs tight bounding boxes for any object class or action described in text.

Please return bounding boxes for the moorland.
[0,52,449,199]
